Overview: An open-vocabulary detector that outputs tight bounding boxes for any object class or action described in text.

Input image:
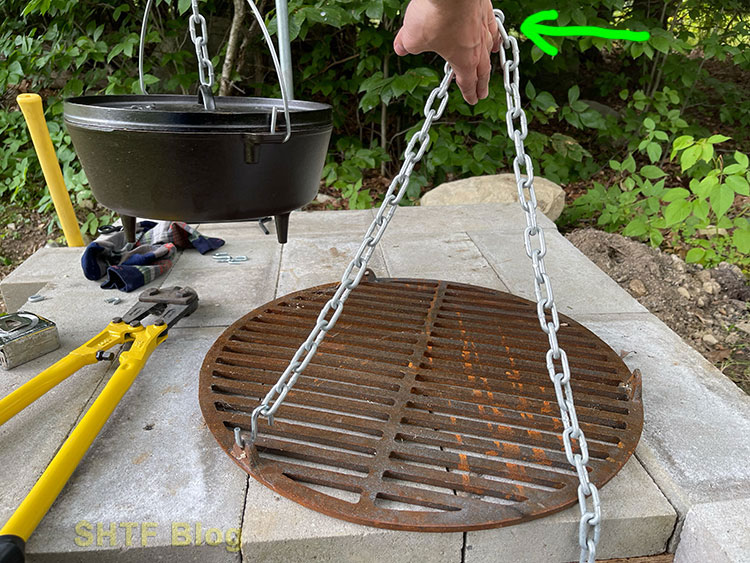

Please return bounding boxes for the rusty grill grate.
[199,278,642,532]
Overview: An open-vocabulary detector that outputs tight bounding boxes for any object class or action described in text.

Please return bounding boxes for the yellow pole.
[16,93,84,247]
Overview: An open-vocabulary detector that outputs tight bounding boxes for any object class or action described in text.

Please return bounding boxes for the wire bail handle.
[137,0,291,142]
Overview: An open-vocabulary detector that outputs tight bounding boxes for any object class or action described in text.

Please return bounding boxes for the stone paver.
[468,230,648,316]
[26,327,247,562]
[674,498,750,563]
[241,483,462,563]
[465,457,675,563]
[1,204,747,562]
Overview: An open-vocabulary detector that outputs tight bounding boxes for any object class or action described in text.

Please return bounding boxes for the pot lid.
[63,94,332,133]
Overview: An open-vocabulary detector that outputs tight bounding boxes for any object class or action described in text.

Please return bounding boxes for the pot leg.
[121,215,137,244]
[274,213,289,244]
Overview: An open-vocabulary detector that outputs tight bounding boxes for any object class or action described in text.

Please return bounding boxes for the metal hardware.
[199,279,643,531]
[493,10,600,562]
[230,9,604,559]
[245,61,454,442]
[27,295,44,303]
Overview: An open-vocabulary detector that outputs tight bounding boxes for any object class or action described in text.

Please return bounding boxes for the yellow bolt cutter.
[0,286,198,562]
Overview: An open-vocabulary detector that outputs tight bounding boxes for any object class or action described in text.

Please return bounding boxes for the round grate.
[199,278,643,532]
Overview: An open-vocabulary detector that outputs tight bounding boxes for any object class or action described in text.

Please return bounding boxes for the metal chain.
[243,9,601,562]
[188,0,215,89]
[245,62,454,441]
[494,10,601,563]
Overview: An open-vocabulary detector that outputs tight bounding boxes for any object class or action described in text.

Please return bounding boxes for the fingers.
[477,47,491,101]
[393,29,408,56]
[454,60,479,105]
[486,1,501,52]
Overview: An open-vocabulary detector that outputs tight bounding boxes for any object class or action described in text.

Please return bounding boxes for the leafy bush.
[565,133,750,271]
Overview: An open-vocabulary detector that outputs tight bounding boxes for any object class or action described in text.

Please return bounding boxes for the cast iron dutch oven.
[63,95,332,242]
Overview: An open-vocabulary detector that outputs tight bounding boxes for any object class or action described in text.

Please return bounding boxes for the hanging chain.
[246,62,454,440]
[494,10,601,563]
[243,10,601,563]
[188,0,215,89]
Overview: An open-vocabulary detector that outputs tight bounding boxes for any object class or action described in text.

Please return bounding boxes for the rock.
[702,281,715,294]
[6,223,15,231]
[677,287,691,299]
[315,193,336,205]
[697,270,712,283]
[697,297,706,307]
[702,334,719,346]
[629,279,647,296]
[697,226,729,237]
[726,333,740,346]
[736,321,750,336]
[420,173,566,221]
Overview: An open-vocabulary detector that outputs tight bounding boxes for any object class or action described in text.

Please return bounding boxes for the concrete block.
[276,234,389,297]
[465,457,676,562]
[469,230,648,316]
[197,210,375,240]
[286,209,377,236]
[18,279,162,337]
[25,327,247,562]
[380,231,508,291]
[0,331,111,529]
[578,315,750,516]
[375,203,555,236]
[194,220,273,240]
[0,247,84,312]
[674,498,750,563]
[161,239,281,328]
[240,482,463,563]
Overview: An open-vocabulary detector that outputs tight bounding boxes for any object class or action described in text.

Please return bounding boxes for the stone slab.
[0,331,111,528]
[373,203,555,236]
[276,234,389,297]
[197,210,376,240]
[379,231,508,291]
[161,239,282,328]
[0,247,83,312]
[24,327,247,562]
[2,206,749,562]
[674,498,750,563]
[578,315,750,516]
[469,230,649,316]
[240,481,463,563]
[465,457,676,563]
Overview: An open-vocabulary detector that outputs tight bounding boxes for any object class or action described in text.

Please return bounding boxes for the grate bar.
[200,278,642,531]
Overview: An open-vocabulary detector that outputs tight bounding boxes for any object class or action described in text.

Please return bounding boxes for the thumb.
[393,28,408,56]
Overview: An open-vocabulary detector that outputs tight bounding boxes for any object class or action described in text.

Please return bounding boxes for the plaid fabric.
[81,221,224,292]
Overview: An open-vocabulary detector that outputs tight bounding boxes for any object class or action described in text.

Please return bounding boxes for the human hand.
[393,0,500,105]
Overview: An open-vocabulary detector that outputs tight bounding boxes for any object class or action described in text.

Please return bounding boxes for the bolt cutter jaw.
[120,287,198,330]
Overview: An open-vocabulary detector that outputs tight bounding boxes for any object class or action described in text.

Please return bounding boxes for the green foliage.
[566,133,750,271]
[1,0,749,274]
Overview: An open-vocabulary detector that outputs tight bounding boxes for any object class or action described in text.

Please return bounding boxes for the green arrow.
[520,10,650,56]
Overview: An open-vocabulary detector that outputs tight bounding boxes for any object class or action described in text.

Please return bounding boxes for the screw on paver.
[28,294,45,303]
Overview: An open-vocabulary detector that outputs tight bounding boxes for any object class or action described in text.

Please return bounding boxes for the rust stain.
[458,453,470,472]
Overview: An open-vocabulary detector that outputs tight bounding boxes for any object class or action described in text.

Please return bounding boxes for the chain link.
[188,0,214,88]
[494,9,601,563]
[244,10,600,562]
[246,62,454,440]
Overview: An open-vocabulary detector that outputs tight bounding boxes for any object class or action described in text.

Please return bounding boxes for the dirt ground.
[567,228,750,393]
